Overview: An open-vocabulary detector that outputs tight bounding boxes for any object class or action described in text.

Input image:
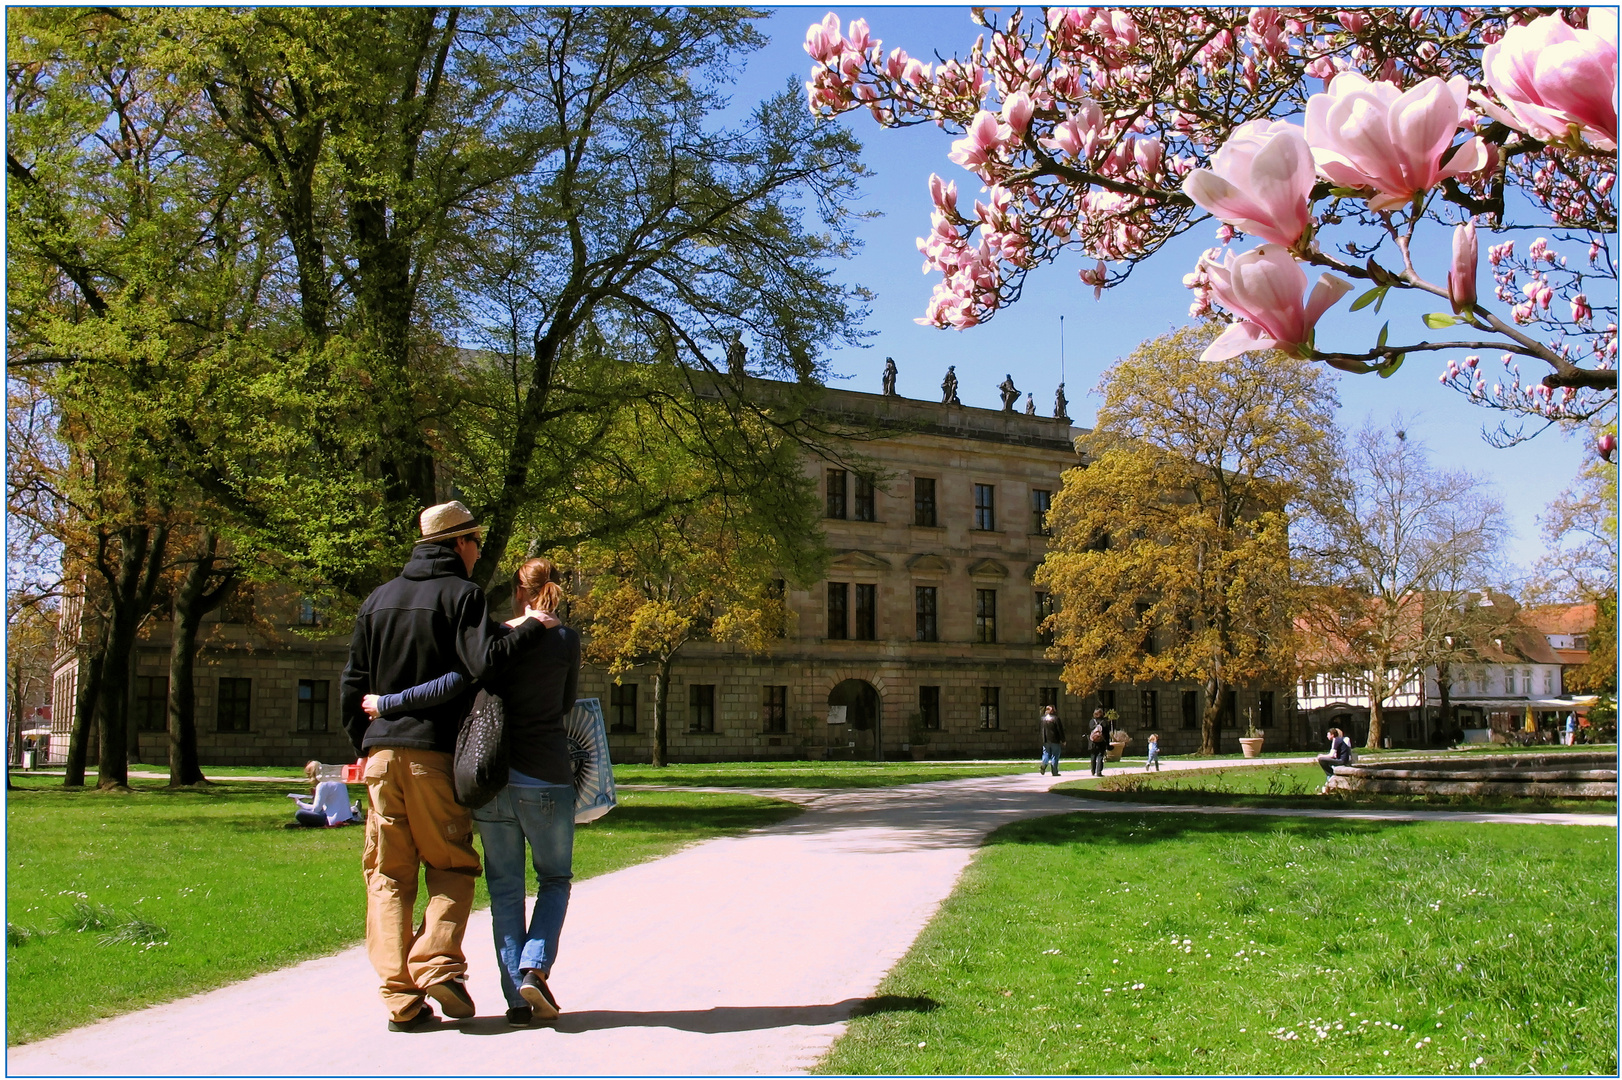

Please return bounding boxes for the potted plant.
[1238,708,1265,758]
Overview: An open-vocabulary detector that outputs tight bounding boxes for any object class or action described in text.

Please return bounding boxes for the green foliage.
[817,814,1618,1075]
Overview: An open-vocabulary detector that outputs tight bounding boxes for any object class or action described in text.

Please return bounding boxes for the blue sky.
[727,6,1595,575]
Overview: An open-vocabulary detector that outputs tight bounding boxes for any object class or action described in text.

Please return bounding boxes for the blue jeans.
[1040,742,1063,774]
[473,781,574,1009]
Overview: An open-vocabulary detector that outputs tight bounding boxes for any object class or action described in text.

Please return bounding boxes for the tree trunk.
[1366,694,1385,750]
[64,631,107,788]
[1199,675,1222,755]
[1436,663,1454,745]
[95,524,169,791]
[125,645,143,765]
[168,532,234,787]
[651,655,672,768]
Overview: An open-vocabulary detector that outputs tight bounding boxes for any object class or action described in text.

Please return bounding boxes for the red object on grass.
[341,758,366,783]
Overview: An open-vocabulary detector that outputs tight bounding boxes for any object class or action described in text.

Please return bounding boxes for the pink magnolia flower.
[805,14,843,64]
[1599,433,1617,461]
[1183,120,1315,247]
[1337,10,1370,34]
[1573,293,1593,323]
[1198,245,1354,362]
[1305,73,1490,211]
[845,18,872,54]
[1002,91,1035,136]
[1479,12,1618,151]
[948,111,1005,173]
[1449,222,1477,313]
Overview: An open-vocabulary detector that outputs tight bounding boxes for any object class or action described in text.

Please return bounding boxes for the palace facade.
[48,380,1299,767]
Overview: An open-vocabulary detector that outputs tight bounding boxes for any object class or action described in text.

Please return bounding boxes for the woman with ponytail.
[363,558,582,1025]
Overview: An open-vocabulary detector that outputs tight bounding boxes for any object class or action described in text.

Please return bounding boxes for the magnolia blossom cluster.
[806,6,1618,426]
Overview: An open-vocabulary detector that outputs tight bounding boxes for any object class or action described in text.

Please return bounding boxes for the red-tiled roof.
[1524,602,1599,636]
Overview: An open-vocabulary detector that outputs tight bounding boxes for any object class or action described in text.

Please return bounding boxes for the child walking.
[1144,733,1161,772]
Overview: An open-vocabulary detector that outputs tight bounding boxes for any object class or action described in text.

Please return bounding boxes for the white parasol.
[565,697,616,823]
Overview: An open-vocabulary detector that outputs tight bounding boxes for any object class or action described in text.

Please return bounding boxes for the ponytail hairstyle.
[514,557,564,615]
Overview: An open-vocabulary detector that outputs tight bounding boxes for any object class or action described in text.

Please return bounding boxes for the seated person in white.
[290,760,360,827]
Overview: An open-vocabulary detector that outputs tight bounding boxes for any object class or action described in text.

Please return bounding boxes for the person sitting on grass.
[1316,728,1351,792]
[289,761,360,827]
[1144,733,1161,772]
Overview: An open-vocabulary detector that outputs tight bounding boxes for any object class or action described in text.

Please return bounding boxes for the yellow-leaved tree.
[573,401,827,766]
[1036,325,1338,755]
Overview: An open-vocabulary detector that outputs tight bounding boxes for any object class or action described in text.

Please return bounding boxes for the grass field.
[614,759,1037,788]
[4,774,799,1045]
[817,811,1618,1075]
[1057,762,1618,814]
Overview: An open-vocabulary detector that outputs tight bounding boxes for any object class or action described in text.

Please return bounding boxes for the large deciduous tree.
[575,394,826,767]
[805,7,1617,438]
[1294,420,1509,748]
[175,6,872,584]
[1037,325,1337,754]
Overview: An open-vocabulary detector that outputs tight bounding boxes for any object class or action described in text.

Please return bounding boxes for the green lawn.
[818,812,1618,1075]
[615,759,1037,788]
[5,774,799,1045]
[1056,762,1617,814]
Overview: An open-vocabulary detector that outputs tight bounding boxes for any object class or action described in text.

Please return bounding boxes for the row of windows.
[828,585,1055,644]
[132,676,330,734]
[827,470,1053,535]
[607,683,776,735]
[1301,667,1558,699]
[1300,674,1422,700]
[602,683,1270,735]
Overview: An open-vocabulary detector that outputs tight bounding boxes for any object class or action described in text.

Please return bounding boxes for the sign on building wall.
[827,705,847,725]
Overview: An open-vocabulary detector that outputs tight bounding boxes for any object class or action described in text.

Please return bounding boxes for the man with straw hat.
[341,500,552,1031]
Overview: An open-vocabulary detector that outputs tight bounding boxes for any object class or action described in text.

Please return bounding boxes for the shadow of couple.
[433,994,938,1037]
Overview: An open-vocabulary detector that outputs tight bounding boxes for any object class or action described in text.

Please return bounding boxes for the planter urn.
[1239,736,1265,758]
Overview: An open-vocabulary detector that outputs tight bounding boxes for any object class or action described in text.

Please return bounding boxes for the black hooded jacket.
[340,543,543,755]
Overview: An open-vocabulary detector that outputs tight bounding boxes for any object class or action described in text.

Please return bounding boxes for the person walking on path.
[1038,705,1066,776]
[1088,708,1112,777]
[367,558,582,1027]
[1566,712,1578,746]
[1144,733,1161,772]
[1317,727,1352,792]
[341,501,550,1032]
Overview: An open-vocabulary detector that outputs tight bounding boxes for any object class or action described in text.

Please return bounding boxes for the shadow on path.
[453,995,939,1037]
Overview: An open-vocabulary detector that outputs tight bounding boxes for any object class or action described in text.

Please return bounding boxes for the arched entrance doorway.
[828,679,882,761]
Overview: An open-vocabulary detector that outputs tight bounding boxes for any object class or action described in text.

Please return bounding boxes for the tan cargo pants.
[362,748,481,1021]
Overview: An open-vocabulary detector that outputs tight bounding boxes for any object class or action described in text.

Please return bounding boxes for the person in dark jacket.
[340,501,548,1032]
[1038,705,1066,776]
[1317,727,1352,790]
[1088,707,1113,776]
[365,557,580,1027]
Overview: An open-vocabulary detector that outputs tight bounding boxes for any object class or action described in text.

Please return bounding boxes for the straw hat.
[419,501,480,543]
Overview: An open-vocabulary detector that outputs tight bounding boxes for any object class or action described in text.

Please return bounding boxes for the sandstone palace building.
[50,378,1295,767]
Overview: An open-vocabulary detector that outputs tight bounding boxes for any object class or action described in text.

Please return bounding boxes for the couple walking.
[340,501,583,1031]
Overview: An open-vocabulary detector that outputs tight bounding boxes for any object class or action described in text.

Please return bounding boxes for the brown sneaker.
[426,978,476,1019]
[519,970,559,1020]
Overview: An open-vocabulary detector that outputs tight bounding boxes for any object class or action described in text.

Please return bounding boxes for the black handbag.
[453,688,508,809]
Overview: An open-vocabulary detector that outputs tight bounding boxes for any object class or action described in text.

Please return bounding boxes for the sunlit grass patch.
[1063,762,1616,814]
[615,759,1036,788]
[818,813,1616,1075]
